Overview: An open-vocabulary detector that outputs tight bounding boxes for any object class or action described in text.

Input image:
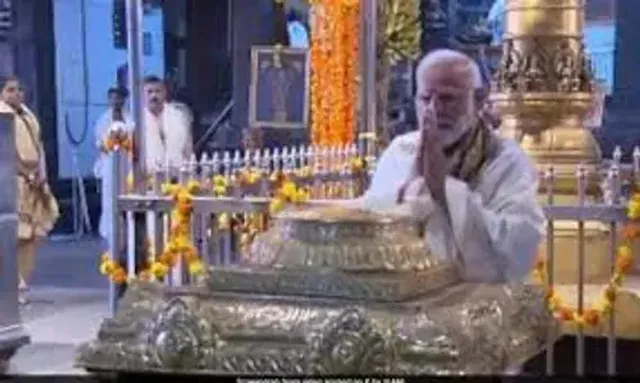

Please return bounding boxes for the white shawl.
[339,130,544,282]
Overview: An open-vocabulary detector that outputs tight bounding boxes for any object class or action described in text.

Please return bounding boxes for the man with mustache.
[350,49,544,282]
[143,75,193,172]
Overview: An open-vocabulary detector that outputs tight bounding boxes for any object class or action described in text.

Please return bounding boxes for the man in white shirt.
[94,86,133,246]
[143,75,193,172]
[354,49,544,282]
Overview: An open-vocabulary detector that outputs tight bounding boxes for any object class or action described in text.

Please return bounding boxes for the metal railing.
[106,140,640,375]
[107,143,373,285]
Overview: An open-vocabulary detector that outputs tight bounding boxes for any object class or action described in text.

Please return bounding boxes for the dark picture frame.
[248,45,309,129]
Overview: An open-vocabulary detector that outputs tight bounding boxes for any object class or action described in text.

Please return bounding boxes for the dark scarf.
[444,117,501,188]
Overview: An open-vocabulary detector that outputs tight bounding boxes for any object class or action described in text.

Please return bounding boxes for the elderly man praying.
[350,49,544,282]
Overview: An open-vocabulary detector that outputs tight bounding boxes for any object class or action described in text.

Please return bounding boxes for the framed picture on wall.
[248,45,310,129]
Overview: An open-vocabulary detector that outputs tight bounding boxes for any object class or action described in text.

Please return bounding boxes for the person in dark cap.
[94,85,133,248]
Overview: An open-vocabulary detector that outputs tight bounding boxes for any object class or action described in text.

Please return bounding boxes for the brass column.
[490,0,609,284]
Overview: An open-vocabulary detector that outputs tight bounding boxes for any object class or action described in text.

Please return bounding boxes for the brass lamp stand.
[490,0,640,338]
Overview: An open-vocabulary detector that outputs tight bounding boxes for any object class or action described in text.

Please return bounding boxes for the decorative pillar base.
[0,325,29,374]
[535,221,612,285]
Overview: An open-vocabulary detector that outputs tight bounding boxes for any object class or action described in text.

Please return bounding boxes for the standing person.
[93,86,132,248]
[0,75,59,304]
[143,75,193,171]
[143,75,193,285]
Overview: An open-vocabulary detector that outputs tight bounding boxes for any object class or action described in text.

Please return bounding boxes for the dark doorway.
[162,0,233,153]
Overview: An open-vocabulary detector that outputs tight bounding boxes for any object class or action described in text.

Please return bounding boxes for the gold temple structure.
[491,0,640,339]
[491,0,606,284]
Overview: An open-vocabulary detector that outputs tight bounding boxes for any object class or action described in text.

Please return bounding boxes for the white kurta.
[94,109,133,244]
[96,104,192,258]
[145,103,192,284]
[144,103,193,171]
[344,130,544,282]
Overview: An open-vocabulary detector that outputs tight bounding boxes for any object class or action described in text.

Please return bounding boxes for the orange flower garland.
[98,128,133,155]
[99,180,206,284]
[309,0,360,147]
[532,191,640,327]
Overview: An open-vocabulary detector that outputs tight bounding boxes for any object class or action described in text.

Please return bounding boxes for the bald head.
[414,49,482,146]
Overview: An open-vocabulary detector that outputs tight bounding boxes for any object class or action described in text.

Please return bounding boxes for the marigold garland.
[99,157,367,281]
[98,129,133,155]
[268,170,311,215]
[156,180,206,278]
[309,0,359,147]
[99,180,206,283]
[532,191,640,327]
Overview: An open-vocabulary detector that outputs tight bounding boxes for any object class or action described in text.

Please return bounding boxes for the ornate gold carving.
[494,39,594,94]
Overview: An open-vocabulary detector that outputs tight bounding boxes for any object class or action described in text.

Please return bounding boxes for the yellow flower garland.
[155,180,206,278]
[99,180,206,283]
[100,158,367,281]
[98,130,133,155]
[268,170,311,215]
[532,191,640,326]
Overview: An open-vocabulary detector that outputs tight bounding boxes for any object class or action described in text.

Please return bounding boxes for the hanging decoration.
[532,189,640,327]
[309,0,360,147]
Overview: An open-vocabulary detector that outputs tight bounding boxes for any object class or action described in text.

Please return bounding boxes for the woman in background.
[0,75,59,304]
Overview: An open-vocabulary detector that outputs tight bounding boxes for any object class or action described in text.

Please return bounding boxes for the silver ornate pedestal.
[76,205,556,375]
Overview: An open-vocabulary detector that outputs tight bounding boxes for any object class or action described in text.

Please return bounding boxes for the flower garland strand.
[268,170,312,215]
[533,190,640,327]
[100,157,367,281]
[154,180,206,278]
[98,126,134,284]
[309,0,360,147]
[98,128,133,155]
[99,180,206,283]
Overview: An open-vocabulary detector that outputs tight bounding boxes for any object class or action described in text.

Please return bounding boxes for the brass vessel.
[490,0,610,285]
[76,205,554,374]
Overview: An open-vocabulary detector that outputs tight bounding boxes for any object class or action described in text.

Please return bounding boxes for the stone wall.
[0,113,29,371]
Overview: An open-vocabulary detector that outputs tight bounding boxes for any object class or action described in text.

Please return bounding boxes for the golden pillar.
[490,0,610,285]
[492,0,640,339]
